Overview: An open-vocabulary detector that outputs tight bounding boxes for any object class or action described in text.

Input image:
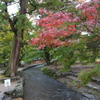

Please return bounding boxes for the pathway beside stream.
[22,64,91,100]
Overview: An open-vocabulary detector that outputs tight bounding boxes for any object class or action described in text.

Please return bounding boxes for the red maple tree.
[28,0,100,49]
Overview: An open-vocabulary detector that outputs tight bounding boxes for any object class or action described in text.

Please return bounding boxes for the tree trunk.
[4,30,24,77]
[3,0,28,77]
[10,0,28,76]
[9,0,27,76]
[10,32,23,76]
[44,48,51,65]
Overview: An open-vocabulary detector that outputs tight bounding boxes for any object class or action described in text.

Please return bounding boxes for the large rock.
[4,89,14,95]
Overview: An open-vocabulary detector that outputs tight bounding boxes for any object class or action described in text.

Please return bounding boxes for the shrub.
[78,64,100,85]
[41,67,58,79]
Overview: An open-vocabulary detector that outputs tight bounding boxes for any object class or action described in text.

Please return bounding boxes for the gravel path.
[22,65,90,100]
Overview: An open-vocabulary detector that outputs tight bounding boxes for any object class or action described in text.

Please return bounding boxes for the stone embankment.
[45,64,100,100]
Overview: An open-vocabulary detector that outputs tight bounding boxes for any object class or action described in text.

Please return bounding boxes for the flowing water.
[22,64,93,100]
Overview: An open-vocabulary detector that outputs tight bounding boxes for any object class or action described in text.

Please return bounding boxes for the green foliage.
[78,64,100,85]
[41,67,58,79]
[27,0,39,13]
[50,34,100,73]
[15,15,32,34]
[34,0,100,85]
[0,31,13,67]
[20,31,45,64]
[50,44,78,72]
[51,0,64,10]
[0,0,66,76]
[43,47,53,65]
[77,35,100,64]
[22,47,45,63]
[37,0,64,11]
[22,46,52,65]
[0,2,6,12]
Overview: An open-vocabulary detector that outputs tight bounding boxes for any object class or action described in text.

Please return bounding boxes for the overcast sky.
[8,3,18,15]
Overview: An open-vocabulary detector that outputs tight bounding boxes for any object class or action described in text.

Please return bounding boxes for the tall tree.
[0,0,30,76]
[0,0,65,76]
[10,0,28,76]
[29,0,100,69]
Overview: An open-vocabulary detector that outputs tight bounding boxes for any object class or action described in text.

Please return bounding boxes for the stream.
[22,64,92,100]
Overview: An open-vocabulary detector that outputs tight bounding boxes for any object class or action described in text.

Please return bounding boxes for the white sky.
[7,3,18,15]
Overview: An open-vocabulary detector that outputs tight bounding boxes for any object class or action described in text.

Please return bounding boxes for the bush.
[41,67,58,79]
[78,64,100,85]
